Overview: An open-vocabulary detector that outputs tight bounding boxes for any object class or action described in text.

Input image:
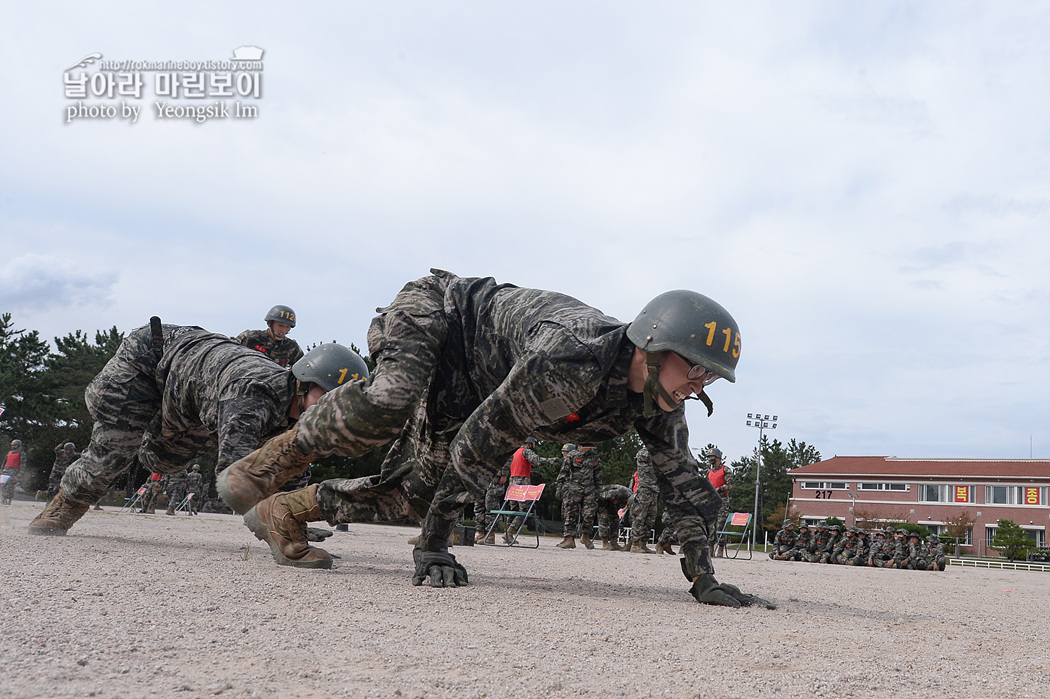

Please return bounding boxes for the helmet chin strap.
[643,352,678,417]
[643,352,715,417]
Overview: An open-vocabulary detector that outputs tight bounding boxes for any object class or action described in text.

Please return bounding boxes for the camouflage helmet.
[11,439,22,449]
[561,443,576,452]
[264,304,297,328]
[798,523,810,530]
[884,526,895,534]
[292,343,368,392]
[626,291,740,383]
[525,436,538,444]
[926,534,939,543]
[815,522,828,530]
[782,519,794,528]
[829,525,841,533]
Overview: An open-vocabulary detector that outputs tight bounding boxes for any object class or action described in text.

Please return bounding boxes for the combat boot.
[580,532,595,550]
[630,540,655,554]
[715,545,727,558]
[484,532,496,545]
[610,538,624,551]
[475,530,487,544]
[243,484,332,569]
[658,541,676,555]
[602,538,614,550]
[166,504,175,516]
[93,504,103,511]
[556,536,576,549]
[217,423,313,515]
[28,491,91,536]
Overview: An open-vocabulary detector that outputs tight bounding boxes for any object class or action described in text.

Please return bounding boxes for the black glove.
[680,561,778,610]
[306,527,334,543]
[687,574,741,608]
[411,548,469,588]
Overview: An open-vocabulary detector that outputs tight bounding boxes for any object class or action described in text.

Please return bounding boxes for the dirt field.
[1,499,1047,699]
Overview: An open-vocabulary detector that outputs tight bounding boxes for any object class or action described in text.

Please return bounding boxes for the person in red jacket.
[504,437,557,542]
[2,439,27,505]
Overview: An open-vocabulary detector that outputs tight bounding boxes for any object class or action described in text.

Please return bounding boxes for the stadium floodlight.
[746,411,778,548]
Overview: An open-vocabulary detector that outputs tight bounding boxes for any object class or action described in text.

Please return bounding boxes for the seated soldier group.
[769,520,946,571]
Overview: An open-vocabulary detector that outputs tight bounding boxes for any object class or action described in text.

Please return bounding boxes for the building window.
[858,482,910,492]
[801,481,847,490]
[986,527,1045,548]
[919,484,973,503]
[985,486,1041,506]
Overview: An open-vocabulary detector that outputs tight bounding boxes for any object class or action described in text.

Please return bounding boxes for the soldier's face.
[302,383,326,409]
[656,352,711,411]
[269,321,292,340]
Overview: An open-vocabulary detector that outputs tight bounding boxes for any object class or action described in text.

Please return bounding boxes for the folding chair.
[174,491,194,514]
[483,483,545,548]
[716,512,754,560]
[121,486,147,513]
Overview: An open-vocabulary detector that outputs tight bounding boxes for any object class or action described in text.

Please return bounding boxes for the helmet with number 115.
[292,343,369,392]
[626,291,741,414]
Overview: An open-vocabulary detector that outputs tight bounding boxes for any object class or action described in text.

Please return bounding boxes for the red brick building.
[788,456,1050,555]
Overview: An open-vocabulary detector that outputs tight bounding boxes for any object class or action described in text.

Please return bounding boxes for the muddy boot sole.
[243,508,333,570]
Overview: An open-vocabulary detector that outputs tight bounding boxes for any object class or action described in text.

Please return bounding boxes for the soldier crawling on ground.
[28,320,366,539]
[216,269,776,609]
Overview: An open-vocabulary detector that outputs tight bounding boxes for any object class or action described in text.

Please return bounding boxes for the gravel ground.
[2,499,1048,699]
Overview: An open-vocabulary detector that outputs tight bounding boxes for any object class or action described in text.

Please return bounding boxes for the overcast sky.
[1,2,1047,465]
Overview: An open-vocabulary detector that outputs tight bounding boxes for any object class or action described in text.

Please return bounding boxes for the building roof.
[789,456,1050,480]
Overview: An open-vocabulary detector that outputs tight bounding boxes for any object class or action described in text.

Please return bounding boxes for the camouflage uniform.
[139,474,162,513]
[47,443,78,500]
[769,523,797,560]
[791,525,814,562]
[473,463,508,534]
[926,536,946,571]
[820,527,841,564]
[2,446,26,504]
[556,447,602,537]
[164,469,189,513]
[656,509,677,547]
[185,468,204,514]
[59,324,298,506]
[853,531,870,566]
[833,528,863,565]
[297,270,724,579]
[630,447,659,544]
[596,484,631,542]
[801,525,829,563]
[234,329,304,368]
[906,536,929,570]
[890,531,908,568]
[868,532,894,567]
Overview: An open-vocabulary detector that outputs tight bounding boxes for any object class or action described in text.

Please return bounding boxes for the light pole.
[746,412,777,548]
[848,491,858,527]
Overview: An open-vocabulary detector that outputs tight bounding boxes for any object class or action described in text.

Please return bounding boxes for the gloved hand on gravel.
[411,548,469,588]
[306,527,334,543]
[682,565,777,610]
